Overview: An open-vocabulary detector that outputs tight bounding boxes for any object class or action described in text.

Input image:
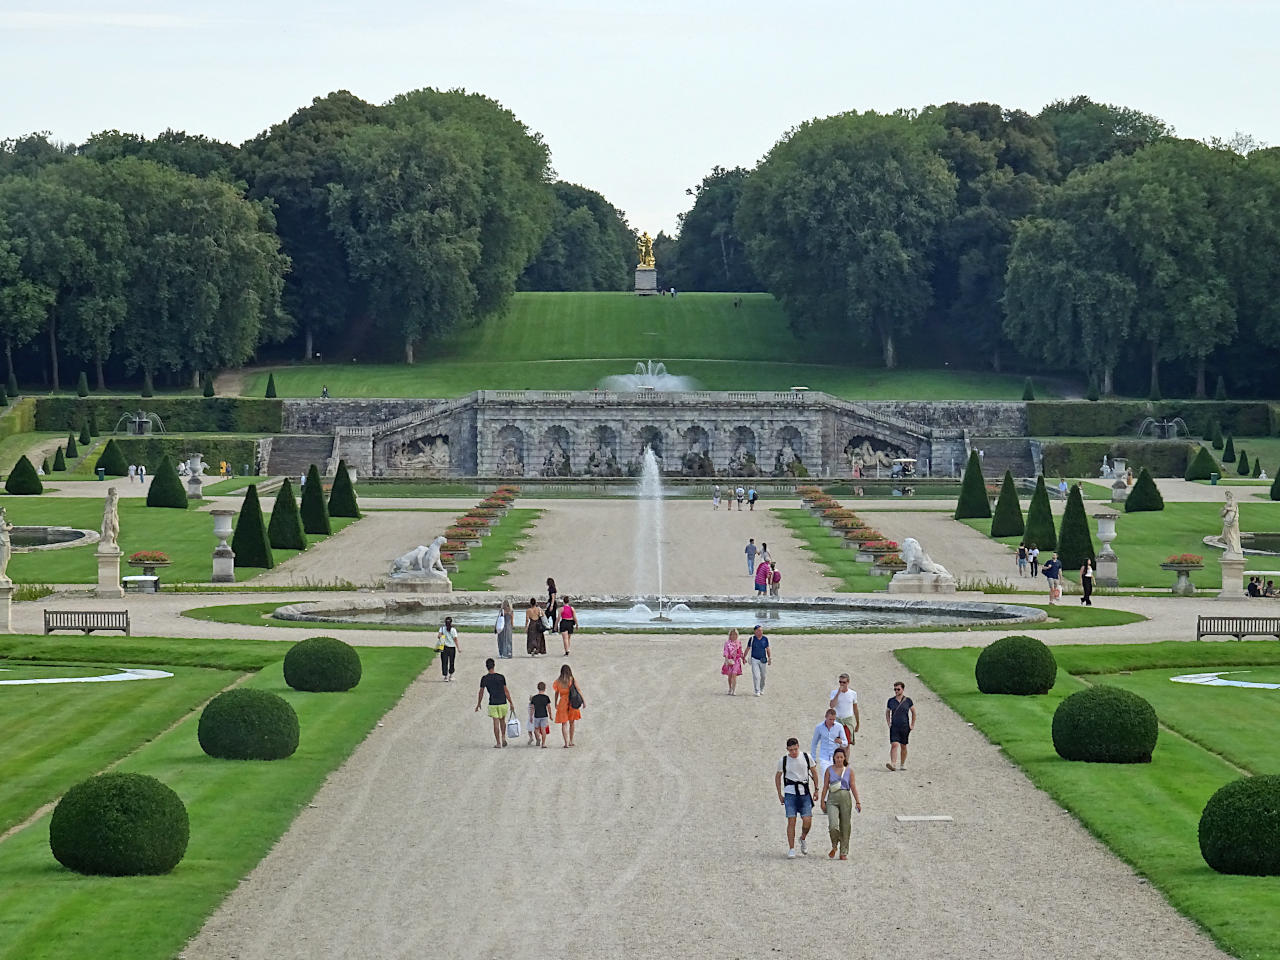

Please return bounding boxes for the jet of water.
[636,447,665,610]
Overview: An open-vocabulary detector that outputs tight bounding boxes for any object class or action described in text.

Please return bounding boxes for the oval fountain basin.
[10,526,98,551]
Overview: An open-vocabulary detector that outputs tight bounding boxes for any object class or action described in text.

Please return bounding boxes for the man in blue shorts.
[775,737,819,858]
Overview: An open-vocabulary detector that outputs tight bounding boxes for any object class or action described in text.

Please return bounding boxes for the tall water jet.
[636,447,668,619]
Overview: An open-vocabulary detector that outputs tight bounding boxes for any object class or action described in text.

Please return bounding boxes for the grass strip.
[777,509,899,593]
[449,508,540,591]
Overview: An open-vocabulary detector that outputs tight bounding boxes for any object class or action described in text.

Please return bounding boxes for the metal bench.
[1196,615,1280,641]
[43,610,131,636]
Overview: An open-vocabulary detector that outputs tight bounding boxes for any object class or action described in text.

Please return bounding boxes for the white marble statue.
[428,436,450,471]
[389,535,450,580]
[0,506,11,581]
[1100,455,1113,479]
[1220,490,1243,557]
[900,537,951,577]
[99,487,120,550]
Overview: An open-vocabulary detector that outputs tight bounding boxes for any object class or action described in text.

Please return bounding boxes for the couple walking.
[775,733,862,860]
[525,577,578,656]
[721,626,770,695]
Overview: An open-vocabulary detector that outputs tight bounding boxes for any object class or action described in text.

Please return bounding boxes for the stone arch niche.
[585,425,621,477]
[494,425,526,477]
[386,433,451,477]
[844,434,908,473]
[681,424,713,476]
[637,426,665,468]
[540,425,572,477]
[727,426,759,477]
[772,426,804,477]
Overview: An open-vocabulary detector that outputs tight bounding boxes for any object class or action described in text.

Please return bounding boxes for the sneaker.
[787,847,797,859]
[799,837,807,856]
[755,691,761,697]
[886,763,896,771]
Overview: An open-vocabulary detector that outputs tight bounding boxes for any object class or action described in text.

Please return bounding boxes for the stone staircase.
[265,435,335,478]
[970,437,1037,480]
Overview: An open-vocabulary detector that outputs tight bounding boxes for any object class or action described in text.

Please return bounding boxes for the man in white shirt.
[810,709,849,781]
[829,673,860,746]
[774,737,819,858]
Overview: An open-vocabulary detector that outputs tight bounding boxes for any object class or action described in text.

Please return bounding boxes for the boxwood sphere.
[198,688,299,760]
[49,772,189,875]
[975,635,1057,695]
[1051,686,1158,763]
[1199,775,1280,875]
[284,636,362,692]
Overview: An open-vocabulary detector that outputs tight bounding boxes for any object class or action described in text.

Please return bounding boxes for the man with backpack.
[775,737,820,858]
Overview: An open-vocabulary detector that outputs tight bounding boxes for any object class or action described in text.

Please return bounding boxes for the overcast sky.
[2,0,1275,233]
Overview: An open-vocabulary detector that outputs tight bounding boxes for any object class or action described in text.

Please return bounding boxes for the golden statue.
[637,231,656,269]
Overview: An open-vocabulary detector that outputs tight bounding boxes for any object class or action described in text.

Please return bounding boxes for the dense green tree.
[1124,467,1165,512]
[1038,96,1172,175]
[0,214,53,388]
[79,129,240,181]
[1023,476,1057,551]
[990,470,1025,537]
[954,450,991,519]
[519,181,633,291]
[1057,485,1095,569]
[145,455,188,509]
[4,454,41,494]
[737,111,956,367]
[664,166,761,292]
[267,478,306,550]
[328,460,360,518]
[0,134,74,177]
[300,464,331,535]
[232,484,274,569]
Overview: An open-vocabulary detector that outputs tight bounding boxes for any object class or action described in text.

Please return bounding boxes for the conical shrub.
[1238,450,1251,477]
[0,386,7,406]
[52,446,67,471]
[1022,377,1035,401]
[79,422,91,446]
[267,478,307,550]
[1210,420,1223,450]
[1057,484,1095,570]
[41,456,51,474]
[1253,459,1263,479]
[328,459,360,518]
[66,432,78,459]
[202,375,214,398]
[265,373,277,399]
[4,454,42,495]
[990,471,1025,538]
[1214,375,1227,401]
[300,464,331,535]
[1023,475,1056,551]
[1085,378,1100,402]
[76,371,89,398]
[97,438,128,476]
[1271,472,1280,502]
[1124,467,1164,512]
[1223,435,1236,463]
[232,484,274,568]
[1185,446,1219,481]
[954,451,991,520]
[145,455,188,509]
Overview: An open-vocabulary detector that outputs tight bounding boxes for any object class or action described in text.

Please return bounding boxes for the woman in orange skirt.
[553,663,583,748]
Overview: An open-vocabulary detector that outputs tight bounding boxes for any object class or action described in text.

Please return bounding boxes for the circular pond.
[10,526,98,551]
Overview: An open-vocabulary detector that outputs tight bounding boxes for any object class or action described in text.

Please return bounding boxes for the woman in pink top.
[721,628,744,695]
[557,597,577,655]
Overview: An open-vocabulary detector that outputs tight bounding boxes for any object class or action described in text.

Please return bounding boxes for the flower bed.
[128,550,170,565]
[1164,553,1204,566]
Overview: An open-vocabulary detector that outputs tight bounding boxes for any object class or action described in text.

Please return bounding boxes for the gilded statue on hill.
[637,231,656,269]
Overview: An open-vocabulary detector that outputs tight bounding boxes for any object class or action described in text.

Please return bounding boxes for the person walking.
[760,542,771,564]
[475,658,514,748]
[436,616,459,682]
[735,485,745,510]
[769,562,782,598]
[810,708,850,783]
[529,682,552,748]
[1016,544,1028,577]
[1043,552,1063,604]
[1079,558,1094,606]
[885,681,916,771]
[712,484,721,510]
[830,673,860,747]
[722,628,744,695]
[754,559,771,596]
[745,538,757,575]
[748,487,757,511]
[1028,544,1040,577]
[138,464,146,484]
[545,577,559,629]
[553,663,583,747]
[495,599,514,659]
[775,737,819,859]
[746,625,770,696]
[557,596,577,655]
[820,746,861,861]
[128,464,137,484]
[525,598,547,656]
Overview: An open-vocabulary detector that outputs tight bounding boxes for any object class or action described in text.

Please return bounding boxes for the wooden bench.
[43,610,131,636]
[122,575,159,593]
[1197,615,1280,641]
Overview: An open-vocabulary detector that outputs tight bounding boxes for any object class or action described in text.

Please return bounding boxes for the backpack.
[781,752,813,797]
[568,681,584,710]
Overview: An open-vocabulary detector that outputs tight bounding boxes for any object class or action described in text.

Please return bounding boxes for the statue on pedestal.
[901,537,952,578]
[389,536,451,580]
[637,231,656,269]
[1220,490,1243,557]
[0,507,11,581]
[99,487,120,551]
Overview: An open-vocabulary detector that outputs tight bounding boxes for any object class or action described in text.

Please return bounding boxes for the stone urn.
[1160,562,1203,597]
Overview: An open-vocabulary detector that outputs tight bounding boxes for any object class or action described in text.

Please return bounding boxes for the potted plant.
[858,538,899,562]
[1160,553,1204,597]
[873,552,908,576]
[127,550,171,590]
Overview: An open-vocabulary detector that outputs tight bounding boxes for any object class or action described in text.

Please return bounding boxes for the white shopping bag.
[506,714,521,740]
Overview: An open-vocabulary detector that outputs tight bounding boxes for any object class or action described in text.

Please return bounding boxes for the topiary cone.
[78,422,91,446]
[1222,435,1236,463]
[954,451,991,520]
[1271,472,1280,502]
[1237,450,1250,477]
[1185,446,1219,481]
[232,484,275,568]
[97,438,129,477]
[1023,475,1056,551]
[267,478,307,550]
[990,470,1025,538]
[4,454,42,495]
[66,432,78,459]
[145,455,188,509]
[1056,484,1095,570]
[328,459,360,518]
[52,446,67,471]
[300,464,331,535]
[265,372,277,399]
[1124,467,1164,513]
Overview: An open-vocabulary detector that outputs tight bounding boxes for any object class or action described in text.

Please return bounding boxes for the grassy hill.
[241,292,1045,400]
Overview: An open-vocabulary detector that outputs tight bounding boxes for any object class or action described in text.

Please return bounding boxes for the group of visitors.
[125,464,148,483]
[474,658,584,749]
[1247,576,1278,598]
[745,538,783,597]
[713,484,759,511]
[519,577,576,657]
[1016,544,1094,605]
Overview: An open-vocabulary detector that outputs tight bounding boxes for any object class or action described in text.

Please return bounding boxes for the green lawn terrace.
[239,292,1053,400]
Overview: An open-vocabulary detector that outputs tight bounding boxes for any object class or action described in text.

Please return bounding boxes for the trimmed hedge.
[4,454,42,495]
[328,459,360,518]
[265,372,277,398]
[1051,686,1157,763]
[1124,467,1165,512]
[1223,435,1236,463]
[283,636,362,692]
[1057,484,1095,569]
[49,772,189,876]
[0,397,35,442]
[197,688,299,760]
[1039,440,1191,478]
[975,635,1057,695]
[1199,775,1280,876]
[34,397,283,434]
[1185,446,1219,481]
[990,470,1025,538]
[1023,475,1056,551]
[1022,377,1035,401]
[76,371,89,397]
[1272,473,1280,502]
[1237,450,1250,476]
[96,438,129,477]
[954,450,991,520]
[78,421,91,445]
[231,484,274,569]
[111,437,256,475]
[145,455,188,509]
[52,446,66,471]
[267,478,307,550]
[1026,401,1273,438]
[300,464,331,535]
[65,432,78,458]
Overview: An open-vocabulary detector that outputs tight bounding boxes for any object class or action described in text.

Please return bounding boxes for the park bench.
[122,575,160,594]
[43,610,131,636]
[1196,615,1280,641]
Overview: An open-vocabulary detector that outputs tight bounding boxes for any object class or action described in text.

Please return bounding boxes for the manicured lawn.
[0,635,432,960]
[0,497,355,584]
[0,430,62,475]
[450,508,540,591]
[776,510,893,593]
[239,293,1047,400]
[197,476,268,495]
[898,640,1280,960]
[962,500,1280,589]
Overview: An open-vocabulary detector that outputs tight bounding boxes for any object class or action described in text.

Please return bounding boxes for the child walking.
[530,682,552,748]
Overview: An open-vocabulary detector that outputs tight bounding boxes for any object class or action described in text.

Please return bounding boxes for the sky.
[1,0,1276,233]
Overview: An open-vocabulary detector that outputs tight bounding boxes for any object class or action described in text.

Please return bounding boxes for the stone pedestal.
[210,509,236,583]
[634,267,658,295]
[95,545,124,599]
[187,475,205,500]
[887,572,957,595]
[1219,554,1246,600]
[1110,479,1129,503]
[0,578,12,633]
[385,575,452,594]
[1093,512,1119,587]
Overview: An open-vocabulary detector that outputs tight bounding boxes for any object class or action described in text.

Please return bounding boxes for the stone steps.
[266,435,335,478]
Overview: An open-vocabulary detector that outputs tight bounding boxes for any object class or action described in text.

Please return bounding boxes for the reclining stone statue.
[900,537,951,577]
[389,535,450,580]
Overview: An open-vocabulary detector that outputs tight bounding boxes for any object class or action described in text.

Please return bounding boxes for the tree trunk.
[191,368,200,391]
[719,232,730,286]
[1149,343,1160,398]
[143,369,154,395]
[991,345,1002,372]
[95,354,105,391]
[1194,358,1207,398]
[404,336,415,365]
[4,340,13,385]
[48,314,59,391]
[1102,365,1114,396]
[303,325,314,362]
[880,329,897,369]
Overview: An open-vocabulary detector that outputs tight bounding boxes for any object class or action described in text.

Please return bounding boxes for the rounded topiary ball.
[1051,686,1158,763]
[283,636,362,693]
[1199,775,1280,875]
[198,688,299,760]
[49,772,189,876]
[975,635,1057,695]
